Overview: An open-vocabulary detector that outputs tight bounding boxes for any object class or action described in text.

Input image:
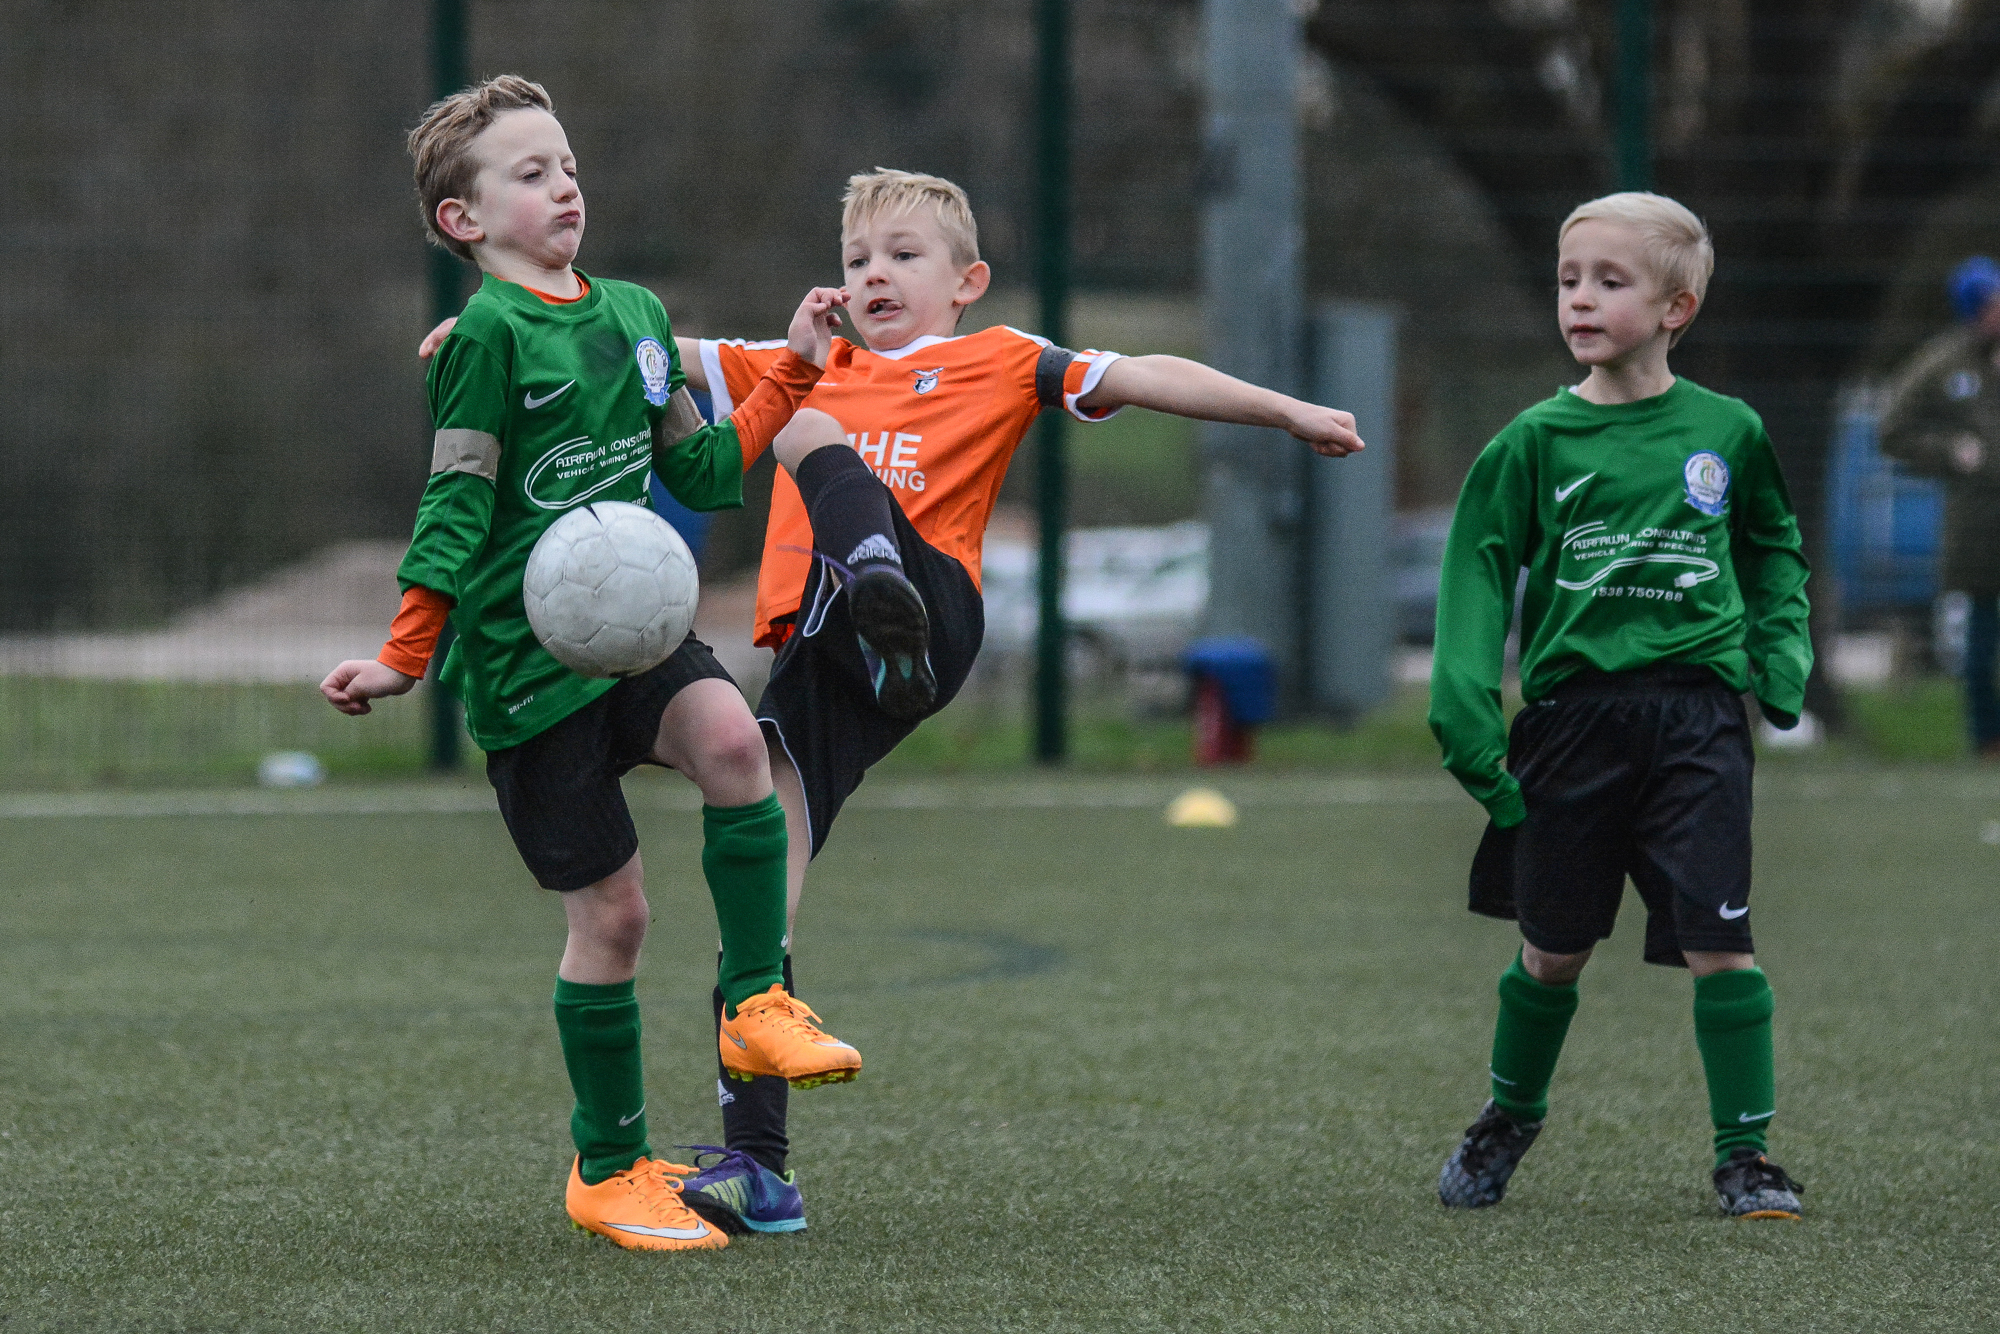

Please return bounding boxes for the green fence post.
[1617,0,1653,192]
[1033,0,1071,765]
[426,0,467,772]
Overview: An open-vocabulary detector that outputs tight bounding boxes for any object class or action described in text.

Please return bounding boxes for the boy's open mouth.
[866,297,901,317]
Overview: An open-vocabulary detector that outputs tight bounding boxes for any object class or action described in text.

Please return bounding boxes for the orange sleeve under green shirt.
[378,585,454,678]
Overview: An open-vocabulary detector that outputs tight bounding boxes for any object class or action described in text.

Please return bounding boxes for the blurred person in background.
[1879,256,2000,758]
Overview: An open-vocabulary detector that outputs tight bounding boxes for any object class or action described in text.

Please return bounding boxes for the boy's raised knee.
[773,407,850,473]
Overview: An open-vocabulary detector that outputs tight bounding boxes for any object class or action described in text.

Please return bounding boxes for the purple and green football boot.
[680,1146,808,1234]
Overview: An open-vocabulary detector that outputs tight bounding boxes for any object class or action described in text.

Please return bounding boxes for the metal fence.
[5,0,1994,786]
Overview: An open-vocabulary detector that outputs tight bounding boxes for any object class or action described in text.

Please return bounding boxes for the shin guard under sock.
[1693,967,1777,1166]
[793,444,903,573]
[553,977,651,1184]
[713,954,793,1175]
[703,796,789,1012]
[1489,952,1580,1123]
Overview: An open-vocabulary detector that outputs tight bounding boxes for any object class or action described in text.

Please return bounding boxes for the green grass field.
[3,767,1996,1331]
[1,673,1979,790]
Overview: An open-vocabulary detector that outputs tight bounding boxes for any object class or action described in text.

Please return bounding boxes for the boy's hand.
[786,287,848,368]
[1287,403,1364,458]
[418,317,458,360]
[320,659,419,716]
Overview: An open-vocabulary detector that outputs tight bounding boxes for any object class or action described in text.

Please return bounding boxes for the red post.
[1192,676,1254,765]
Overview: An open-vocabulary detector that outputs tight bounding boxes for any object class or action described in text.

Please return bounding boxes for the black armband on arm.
[1034,344,1076,409]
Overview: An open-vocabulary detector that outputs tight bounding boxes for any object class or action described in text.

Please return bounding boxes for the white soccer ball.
[522,500,699,679]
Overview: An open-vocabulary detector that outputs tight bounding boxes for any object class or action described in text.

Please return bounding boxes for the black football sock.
[793,444,903,575]
[713,953,792,1176]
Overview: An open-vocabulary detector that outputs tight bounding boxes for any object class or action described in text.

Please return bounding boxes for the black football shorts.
[756,499,983,859]
[485,635,735,891]
[1467,664,1757,967]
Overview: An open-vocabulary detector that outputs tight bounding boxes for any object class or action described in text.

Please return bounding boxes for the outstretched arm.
[1075,354,1364,457]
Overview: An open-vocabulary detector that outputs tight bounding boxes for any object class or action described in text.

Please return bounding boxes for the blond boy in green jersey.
[1429,192,1812,1219]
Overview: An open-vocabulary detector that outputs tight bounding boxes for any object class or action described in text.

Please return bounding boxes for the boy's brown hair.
[408,75,555,260]
[841,168,980,268]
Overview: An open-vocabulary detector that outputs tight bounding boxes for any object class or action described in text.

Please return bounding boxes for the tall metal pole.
[1200,0,1303,702]
[1616,0,1653,192]
[427,0,468,772]
[1033,0,1071,764]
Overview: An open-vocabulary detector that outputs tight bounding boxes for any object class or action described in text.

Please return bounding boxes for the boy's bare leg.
[1525,943,1755,981]
[558,854,650,984]
[1519,942,1591,985]
[651,677,773,807]
[1685,950,1756,977]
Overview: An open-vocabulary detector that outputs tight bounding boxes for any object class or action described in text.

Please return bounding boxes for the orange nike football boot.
[566,1156,729,1252]
[718,985,862,1089]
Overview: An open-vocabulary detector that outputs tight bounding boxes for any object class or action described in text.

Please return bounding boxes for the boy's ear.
[1662,288,1699,332]
[436,198,484,249]
[954,260,992,307]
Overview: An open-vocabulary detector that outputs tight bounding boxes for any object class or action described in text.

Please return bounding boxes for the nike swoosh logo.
[1488,1069,1518,1086]
[1718,904,1749,920]
[723,1030,747,1049]
[1554,473,1595,502]
[618,1104,645,1127]
[814,1040,855,1050]
[523,380,575,409]
[1739,1110,1775,1123]
[605,1220,710,1240]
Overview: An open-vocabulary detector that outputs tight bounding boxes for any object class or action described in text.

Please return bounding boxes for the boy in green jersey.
[318,76,862,1252]
[1428,192,1813,1219]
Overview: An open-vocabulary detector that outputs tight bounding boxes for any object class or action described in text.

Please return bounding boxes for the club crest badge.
[1683,451,1731,517]
[1947,370,1981,401]
[911,366,944,395]
[634,338,671,406]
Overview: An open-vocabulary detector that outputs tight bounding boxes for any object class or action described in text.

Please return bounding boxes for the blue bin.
[1183,636,1277,725]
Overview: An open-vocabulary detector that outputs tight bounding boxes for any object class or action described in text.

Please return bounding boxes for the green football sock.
[1489,951,1580,1123]
[1693,967,1776,1167]
[703,794,789,1015]
[553,977,652,1184]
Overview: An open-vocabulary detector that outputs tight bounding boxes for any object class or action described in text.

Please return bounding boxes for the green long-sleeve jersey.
[398,271,747,751]
[1429,377,1813,827]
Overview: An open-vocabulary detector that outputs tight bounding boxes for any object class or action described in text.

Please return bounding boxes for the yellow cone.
[1166,787,1238,828]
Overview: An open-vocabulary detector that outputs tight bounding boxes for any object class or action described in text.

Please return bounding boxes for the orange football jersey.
[701,326,1123,647]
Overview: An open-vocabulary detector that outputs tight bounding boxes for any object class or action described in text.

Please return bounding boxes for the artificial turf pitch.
[2,768,1994,1331]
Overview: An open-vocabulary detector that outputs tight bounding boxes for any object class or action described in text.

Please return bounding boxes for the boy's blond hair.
[1560,191,1713,345]
[842,169,980,268]
[408,75,556,261]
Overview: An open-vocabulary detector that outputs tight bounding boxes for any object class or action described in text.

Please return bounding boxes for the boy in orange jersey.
[423,169,1362,1231]
[683,169,1364,1228]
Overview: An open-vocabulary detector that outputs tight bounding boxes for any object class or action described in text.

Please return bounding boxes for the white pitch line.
[0,775,1463,820]
[7,769,2000,821]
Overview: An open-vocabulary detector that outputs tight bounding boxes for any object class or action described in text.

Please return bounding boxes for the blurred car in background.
[980,513,1454,677]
